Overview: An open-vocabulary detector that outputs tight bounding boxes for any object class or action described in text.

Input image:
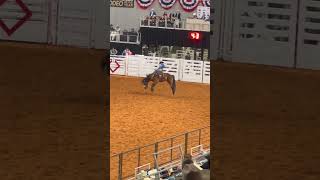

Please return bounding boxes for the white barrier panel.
[57,0,92,47]
[127,55,141,77]
[110,56,126,75]
[161,58,180,80]
[139,56,161,77]
[0,0,49,43]
[202,61,210,84]
[181,60,204,83]
[109,55,211,84]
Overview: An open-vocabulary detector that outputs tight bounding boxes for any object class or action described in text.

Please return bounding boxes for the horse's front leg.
[144,83,148,93]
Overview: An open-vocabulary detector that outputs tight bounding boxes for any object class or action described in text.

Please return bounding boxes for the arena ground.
[213,62,320,180]
[1,42,320,180]
[110,75,210,179]
[0,42,107,179]
[110,75,210,154]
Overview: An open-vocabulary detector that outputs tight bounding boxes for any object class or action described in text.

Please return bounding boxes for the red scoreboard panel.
[188,32,202,41]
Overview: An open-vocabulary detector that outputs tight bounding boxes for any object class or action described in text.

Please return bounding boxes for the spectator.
[115,25,120,33]
[142,45,149,56]
[182,154,193,169]
[122,48,133,56]
[200,152,210,169]
[110,48,118,55]
[201,12,206,20]
[192,13,197,19]
[182,164,202,180]
[185,52,191,60]
[177,10,181,20]
[129,28,136,35]
[159,17,165,27]
[200,169,210,180]
[174,18,180,28]
[149,8,156,17]
[163,11,168,18]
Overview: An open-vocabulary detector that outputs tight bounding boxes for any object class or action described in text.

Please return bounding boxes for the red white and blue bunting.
[202,0,210,7]
[179,0,200,12]
[136,0,155,9]
[159,0,177,9]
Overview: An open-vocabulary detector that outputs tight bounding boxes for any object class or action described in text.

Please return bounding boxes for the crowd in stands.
[142,45,209,61]
[192,12,210,21]
[141,8,210,29]
[110,47,133,56]
[110,24,140,43]
[141,9,183,28]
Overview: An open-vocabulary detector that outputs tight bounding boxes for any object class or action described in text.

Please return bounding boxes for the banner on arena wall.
[202,0,210,7]
[179,0,200,12]
[111,0,134,8]
[136,0,155,9]
[159,0,177,9]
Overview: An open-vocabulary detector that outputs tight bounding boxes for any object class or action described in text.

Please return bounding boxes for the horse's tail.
[142,77,146,85]
[171,75,176,95]
[142,74,150,85]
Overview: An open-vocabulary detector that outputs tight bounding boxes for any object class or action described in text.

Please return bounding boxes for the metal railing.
[110,126,210,180]
[140,16,211,32]
[140,16,185,30]
[110,31,140,44]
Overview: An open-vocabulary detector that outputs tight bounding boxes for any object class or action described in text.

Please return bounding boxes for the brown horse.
[142,72,176,95]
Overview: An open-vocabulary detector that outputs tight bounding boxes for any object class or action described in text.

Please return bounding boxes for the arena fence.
[110,126,210,180]
[110,55,210,84]
[0,0,107,49]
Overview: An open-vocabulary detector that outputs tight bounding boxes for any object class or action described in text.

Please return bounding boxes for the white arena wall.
[0,0,108,49]
[213,0,320,70]
[110,55,210,84]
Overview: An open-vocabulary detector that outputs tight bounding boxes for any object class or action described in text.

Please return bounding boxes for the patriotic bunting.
[136,0,155,9]
[159,0,177,9]
[179,0,200,12]
[202,0,210,7]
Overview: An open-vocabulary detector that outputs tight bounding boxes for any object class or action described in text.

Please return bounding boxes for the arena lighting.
[188,31,202,40]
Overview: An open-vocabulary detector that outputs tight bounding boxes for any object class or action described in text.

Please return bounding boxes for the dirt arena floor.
[213,61,320,180]
[0,42,106,179]
[110,76,210,154]
[109,75,210,178]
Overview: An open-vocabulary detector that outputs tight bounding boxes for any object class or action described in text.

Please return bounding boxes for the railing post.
[137,147,141,167]
[154,142,159,168]
[154,142,160,180]
[165,17,167,28]
[184,133,188,155]
[118,153,123,180]
[170,138,173,161]
[199,129,202,145]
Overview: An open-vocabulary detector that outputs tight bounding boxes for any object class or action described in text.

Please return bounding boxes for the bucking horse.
[142,71,176,95]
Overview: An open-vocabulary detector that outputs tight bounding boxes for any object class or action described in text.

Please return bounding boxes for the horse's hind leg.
[151,82,157,93]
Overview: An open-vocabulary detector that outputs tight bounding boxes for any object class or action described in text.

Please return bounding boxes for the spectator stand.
[110,26,141,44]
[126,144,210,180]
[140,16,184,30]
[190,145,210,170]
[140,10,210,32]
